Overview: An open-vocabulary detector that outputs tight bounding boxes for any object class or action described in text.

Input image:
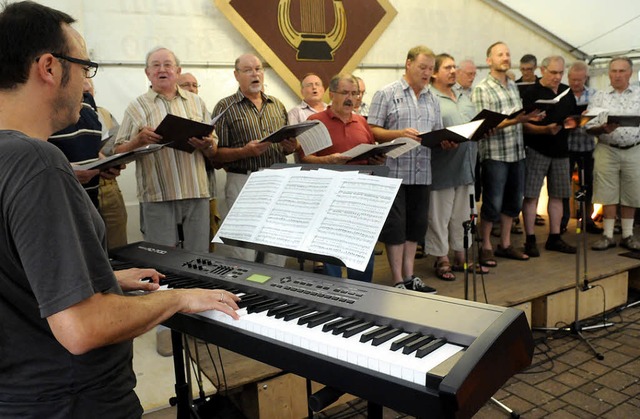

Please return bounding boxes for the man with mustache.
[299,73,381,281]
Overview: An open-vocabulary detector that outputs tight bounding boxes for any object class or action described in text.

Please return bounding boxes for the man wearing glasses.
[212,53,297,265]
[114,47,216,253]
[0,2,240,417]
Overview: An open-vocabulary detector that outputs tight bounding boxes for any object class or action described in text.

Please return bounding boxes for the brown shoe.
[494,245,529,261]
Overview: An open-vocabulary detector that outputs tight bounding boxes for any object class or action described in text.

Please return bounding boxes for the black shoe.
[524,241,540,257]
[395,276,437,294]
[586,224,604,234]
[545,238,576,254]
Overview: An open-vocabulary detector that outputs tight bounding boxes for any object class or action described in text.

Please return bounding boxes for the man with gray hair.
[115,47,217,356]
[587,56,640,251]
[520,56,578,256]
[454,59,477,97]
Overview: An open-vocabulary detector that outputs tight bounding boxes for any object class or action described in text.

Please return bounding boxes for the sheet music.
[214,168,401,271]
[384,137,420,158]
[297,122,332,155]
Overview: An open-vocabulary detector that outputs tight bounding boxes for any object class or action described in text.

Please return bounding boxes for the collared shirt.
[453,83,473,99]
[115,87,211,203]
[430,86,478,190]
[568,86,597,152]
[368,78,442,185]
[587,84,640,147]
[287,100,327,124]
[302,106,374,165]
[214,89,288,173]
[472,74,525,162]
[354,102,369,117]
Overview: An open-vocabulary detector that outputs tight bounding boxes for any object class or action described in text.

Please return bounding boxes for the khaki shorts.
[593,142,640,207]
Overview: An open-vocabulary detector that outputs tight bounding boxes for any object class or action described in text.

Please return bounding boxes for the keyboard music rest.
[112,242,534,418]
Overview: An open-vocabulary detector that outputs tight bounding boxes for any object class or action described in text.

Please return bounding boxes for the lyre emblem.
[278,0,347,61]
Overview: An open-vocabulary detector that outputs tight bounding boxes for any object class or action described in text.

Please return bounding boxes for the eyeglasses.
[52,53,99,78]
[331,90,361,97]
[149,62,176,71]
[179,82,200,89]
[237,67,264,75]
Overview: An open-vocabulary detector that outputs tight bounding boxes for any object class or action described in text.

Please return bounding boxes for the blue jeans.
[480,159,525,222]
[323,252,375,282]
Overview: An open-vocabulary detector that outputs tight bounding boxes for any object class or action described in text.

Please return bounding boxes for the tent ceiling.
[491,0,640,62]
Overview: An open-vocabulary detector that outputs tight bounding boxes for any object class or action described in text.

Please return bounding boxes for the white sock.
[621,218,634,239]
[603,218,615,238]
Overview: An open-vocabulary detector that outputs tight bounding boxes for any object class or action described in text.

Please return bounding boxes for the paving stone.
[544,408,585,419]
[618,358,640,378]
[554,370,591,388]
[575,359,611,376]
[560,389,612,416]
[591,386,630,406]
[601,403,640,418]
[535,378,572,397]
[562,404,599,418]
[594,370,638,391]
[595,348,633,368]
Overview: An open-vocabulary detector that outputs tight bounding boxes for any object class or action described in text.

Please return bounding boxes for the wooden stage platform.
[366,221,640,328]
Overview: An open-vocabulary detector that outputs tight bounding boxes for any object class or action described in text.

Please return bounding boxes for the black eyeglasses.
[52,53,99,78]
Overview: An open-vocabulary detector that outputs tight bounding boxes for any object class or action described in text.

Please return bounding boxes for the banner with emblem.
[214,0,397,98]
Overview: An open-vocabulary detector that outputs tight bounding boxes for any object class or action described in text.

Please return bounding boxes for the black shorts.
[379,184,430,245]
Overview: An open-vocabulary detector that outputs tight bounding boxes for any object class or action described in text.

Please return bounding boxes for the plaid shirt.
[214,90,289,173]
[368,78,442,185]
[115,88,211,203]
[587,85,640,147]
[472,74,525,162]
[568,86,597,152]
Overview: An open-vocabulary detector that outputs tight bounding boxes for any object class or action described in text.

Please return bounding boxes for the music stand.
[532,161,612,359]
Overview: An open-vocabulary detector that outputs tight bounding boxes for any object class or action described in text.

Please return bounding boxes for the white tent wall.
[29,0,636,243]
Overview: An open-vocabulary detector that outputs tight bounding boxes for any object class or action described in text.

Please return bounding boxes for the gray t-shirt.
[0,131,141,418]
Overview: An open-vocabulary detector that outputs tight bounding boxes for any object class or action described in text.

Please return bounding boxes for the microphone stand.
[462,193,477,301]
[464,193,519,417]
[533,159,611,359]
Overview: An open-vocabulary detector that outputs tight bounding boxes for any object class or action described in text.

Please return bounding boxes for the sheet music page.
[213,167,300,243]
[302,173,401,271]
[297,122,332,155]
[215,168,401,271]
[384,137,420,159]
[447,119,484,139]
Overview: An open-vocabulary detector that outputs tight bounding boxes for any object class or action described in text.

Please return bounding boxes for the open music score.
[214,168,401,271]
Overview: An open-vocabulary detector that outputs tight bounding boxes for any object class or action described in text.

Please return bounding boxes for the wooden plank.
[531,272,628,328]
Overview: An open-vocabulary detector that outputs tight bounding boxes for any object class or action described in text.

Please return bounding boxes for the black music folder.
[419,119,484,148]
[73,144,164,171]
[258,120,320,143]
[155,114,214,153]
[607,115,640,127]
[469,108,524,140]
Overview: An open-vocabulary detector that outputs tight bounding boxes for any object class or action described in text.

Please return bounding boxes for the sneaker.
[592,235,616,251]
[620,235,640,251]
[395,276,437,294]
[545,238,576,254]
[524,241,540,257]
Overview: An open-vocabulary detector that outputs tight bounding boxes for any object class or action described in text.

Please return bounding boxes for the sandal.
[479,248,498,267]
[494,245,529,261]
[535,214,545,226]
[451,263,489,275]
[434,259,456,281]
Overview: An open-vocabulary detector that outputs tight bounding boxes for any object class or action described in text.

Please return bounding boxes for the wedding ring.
[219,293,224,302]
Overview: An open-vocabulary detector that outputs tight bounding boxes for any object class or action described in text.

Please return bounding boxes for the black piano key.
[402,335,434,355]
[321,317,352,333]
[282,307,315,321]
[390,332,421,351]
[267,303,299,317]
[342,321,374,338]
[359,325,391,343]
[331,319,363,335]
[237,294,267,309]
[416,338,447,358]
[371,328,403,346]
[298,311,336,327]
[246,299,285,314]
